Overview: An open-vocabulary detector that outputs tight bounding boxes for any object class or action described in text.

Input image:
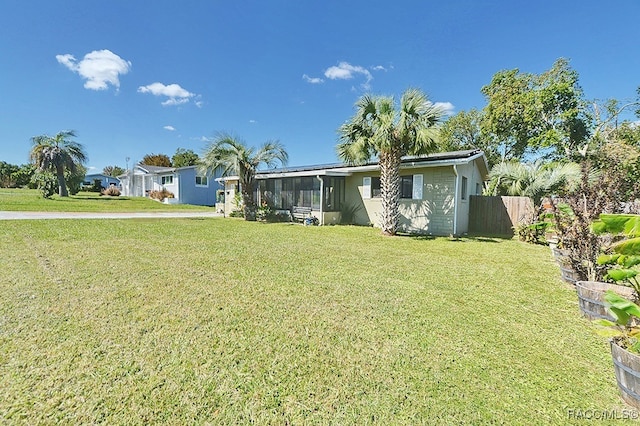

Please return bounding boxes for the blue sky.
[1,1,639,173]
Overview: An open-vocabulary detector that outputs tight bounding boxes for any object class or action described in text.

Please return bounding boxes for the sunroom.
[255,168,349,225]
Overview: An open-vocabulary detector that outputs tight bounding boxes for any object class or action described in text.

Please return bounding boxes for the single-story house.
[218,149,489,235]
[84,173,121,188]
[119,164,223,206]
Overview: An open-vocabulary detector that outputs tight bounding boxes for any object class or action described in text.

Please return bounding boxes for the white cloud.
[371,65,387,72]
[324,62,371,81]
[56,49,131,91]
[302,74,324,84]
[249,120,257,124]
[164,125,176,131]
[432,101,456,116]
[138,82,195,106]
[324,62,374,90]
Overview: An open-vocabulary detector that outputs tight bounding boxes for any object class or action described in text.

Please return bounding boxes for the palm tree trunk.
[241,173,257,221]
[379,149,401,236]
[56,163,69,197]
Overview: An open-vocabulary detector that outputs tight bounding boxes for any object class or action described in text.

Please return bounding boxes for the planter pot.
[575,281,635,321]
[610,341,640,409]
[559,265,579,286]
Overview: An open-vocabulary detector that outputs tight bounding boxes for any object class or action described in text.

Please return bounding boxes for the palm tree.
[337,88,445,235]
[487,161,581,206]
[201,133,288,221]
[29,130,87,197]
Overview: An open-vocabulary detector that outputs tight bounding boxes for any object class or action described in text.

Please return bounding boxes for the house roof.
[217,149,489,181]
[84,173,120,181]
[137,164,176,174]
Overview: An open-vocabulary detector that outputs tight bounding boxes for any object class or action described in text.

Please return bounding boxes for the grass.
[0,218,633,424]
[0,188,214,212]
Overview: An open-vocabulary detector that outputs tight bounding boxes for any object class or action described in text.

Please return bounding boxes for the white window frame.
[161,175,174,185]
[363,177,372,199]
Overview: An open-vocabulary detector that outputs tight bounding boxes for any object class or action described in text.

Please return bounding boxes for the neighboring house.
[84,173,121,188]
[218,149,489,235]
[119,164,223,206]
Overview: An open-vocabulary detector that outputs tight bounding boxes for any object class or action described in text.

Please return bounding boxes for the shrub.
[86,179,103,193]
[552,161,640,281]
[340,203,363,225]
[30,171,56,199]
[149,189,174,201]
[101,186,121,196]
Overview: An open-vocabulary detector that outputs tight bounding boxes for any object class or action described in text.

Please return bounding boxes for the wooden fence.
[469,195,534,236]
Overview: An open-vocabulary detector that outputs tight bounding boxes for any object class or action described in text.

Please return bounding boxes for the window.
[363,177,371,199]
[363,177,381,198]
[461,176,468,200]
[195,175,208,186]
[323,177,344,211]
[371,177,381,197]
[400,176,413,199]
[161,175,174,185]
[413,174,423,199]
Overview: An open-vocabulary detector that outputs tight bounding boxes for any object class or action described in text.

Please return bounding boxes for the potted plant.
[594,291,640,409]
[572,214,640,320]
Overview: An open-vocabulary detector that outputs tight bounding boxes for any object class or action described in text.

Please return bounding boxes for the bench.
[291,206,312,222]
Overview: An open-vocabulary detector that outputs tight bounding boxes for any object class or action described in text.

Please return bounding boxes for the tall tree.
[172,148,200,168]
[141,153,172,167]
[29,130,87,197]
[103,165,125,176]
[481,58,589,161]
[200,133,288,221]
[337,88,445,236]
[438,109,501,168]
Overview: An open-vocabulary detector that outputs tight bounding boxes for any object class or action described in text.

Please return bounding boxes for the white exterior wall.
[453,159,486,235]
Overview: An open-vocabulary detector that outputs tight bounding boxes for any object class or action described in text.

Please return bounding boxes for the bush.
[30,171,56,199]
[149,189,174,201]
[256,205,292,223]
[101,186,121,196]
[86,179,103,193]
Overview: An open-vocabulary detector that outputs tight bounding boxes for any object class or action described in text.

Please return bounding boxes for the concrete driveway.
[0,211,223,220]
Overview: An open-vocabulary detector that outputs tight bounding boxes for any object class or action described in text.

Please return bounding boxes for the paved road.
[0,211,223,220]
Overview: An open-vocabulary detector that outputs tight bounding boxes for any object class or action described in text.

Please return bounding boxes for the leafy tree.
[29,130,87,197]
[438,109,501,168]
[201,133,288,221]
[172,148,200,168]
[141,153,172,167]
[103,165,125,176]
[12,164,35,188]
[66,164,87,195]
[0,161,19,187]
[481,58,589,161]
[337,88,445,236]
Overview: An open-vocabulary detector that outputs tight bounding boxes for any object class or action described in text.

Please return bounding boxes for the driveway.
[0,211,223,220]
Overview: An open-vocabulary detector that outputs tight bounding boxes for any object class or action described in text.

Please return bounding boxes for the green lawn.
[0,188,214,212]
[0,218,631,424]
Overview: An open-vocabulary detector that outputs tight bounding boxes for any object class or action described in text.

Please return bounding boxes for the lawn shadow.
[399,232,514,243]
